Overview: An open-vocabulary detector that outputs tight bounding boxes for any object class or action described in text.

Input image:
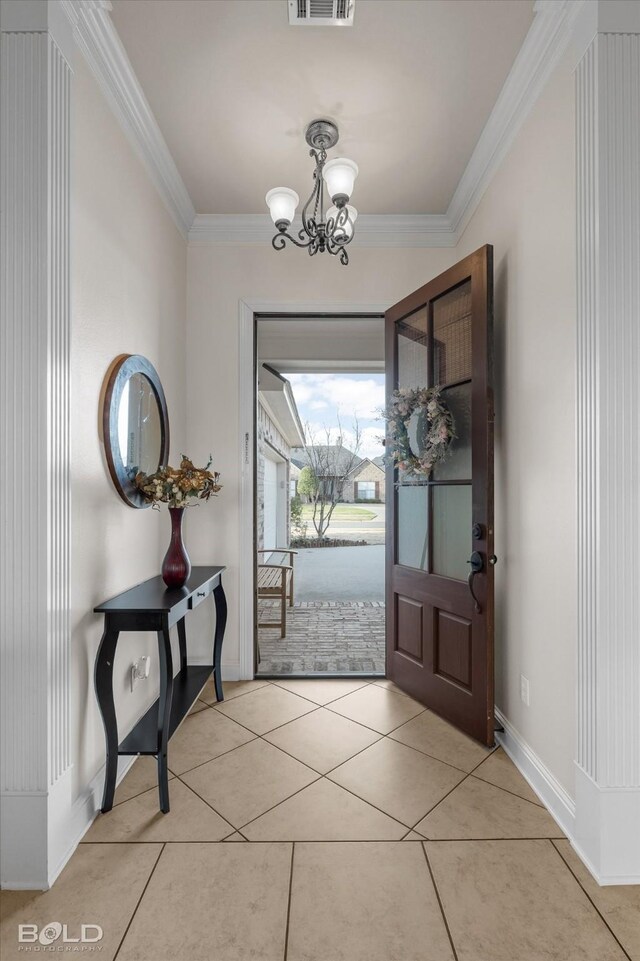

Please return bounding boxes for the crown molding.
[447,0,585,237]
[188,214,457,248]
[61,0,195,238]
[63,0,581,248]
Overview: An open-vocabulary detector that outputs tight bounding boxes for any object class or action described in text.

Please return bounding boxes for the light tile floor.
[2,679,639,961]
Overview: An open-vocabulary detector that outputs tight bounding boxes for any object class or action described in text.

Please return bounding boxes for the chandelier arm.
[325,233,351,266]
[300,158,322,239]
[325,241,349,265]
[298,221,317,243]
[317,159,325,225]
[271,231,314,252]
[326,204,349,241]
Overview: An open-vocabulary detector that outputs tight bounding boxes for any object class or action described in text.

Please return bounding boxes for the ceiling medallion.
[265,119,358,266]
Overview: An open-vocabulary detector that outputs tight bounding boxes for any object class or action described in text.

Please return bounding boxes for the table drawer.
[189,584,212,610]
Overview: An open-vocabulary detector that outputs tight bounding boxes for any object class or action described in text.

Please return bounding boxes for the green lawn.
[300,504,377,521]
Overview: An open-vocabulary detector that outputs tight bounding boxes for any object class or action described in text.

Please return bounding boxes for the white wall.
[71,56,187,797]
[186,54,576,801]
[456,52,576,797]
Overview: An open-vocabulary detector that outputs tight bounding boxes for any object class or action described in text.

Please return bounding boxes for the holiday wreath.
[382,386,456,477]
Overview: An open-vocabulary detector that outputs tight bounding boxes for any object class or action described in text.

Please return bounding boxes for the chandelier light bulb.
[265,187,299,229]
[322,158,359,205]
[327,204,358,242]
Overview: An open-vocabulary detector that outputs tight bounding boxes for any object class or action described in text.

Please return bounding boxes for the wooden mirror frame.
[102,354,170,508]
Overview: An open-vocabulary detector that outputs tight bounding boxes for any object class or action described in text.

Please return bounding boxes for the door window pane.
[433,281,472,385]
[432,485,471,580]
[432,382,472,481]
[397,306,428,391]
[397,484,428,570]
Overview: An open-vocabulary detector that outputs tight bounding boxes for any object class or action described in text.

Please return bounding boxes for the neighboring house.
[351,458,385,502]
[257,365,305,550]
[291,445,386,503]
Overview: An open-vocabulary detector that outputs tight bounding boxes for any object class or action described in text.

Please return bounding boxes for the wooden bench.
[257,549,297,638]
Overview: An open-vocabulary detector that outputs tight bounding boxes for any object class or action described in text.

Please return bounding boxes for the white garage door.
[263,456,278,550]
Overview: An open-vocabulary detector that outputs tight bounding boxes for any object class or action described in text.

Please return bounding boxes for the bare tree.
[303,416,362,543]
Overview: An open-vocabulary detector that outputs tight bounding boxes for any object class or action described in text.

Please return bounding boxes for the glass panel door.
[395,306,430,571]
[394,281,473,582]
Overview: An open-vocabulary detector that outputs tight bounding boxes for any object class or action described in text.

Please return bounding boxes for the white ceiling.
[110,0,533,217]
[258,317,384,372]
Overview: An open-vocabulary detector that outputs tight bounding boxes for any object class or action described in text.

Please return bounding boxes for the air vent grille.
[289,0,355,26]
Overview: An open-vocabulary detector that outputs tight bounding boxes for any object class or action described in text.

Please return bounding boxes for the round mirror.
[102,354,169,508]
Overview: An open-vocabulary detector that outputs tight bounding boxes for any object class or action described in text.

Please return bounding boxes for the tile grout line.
[236,777,325,835]
[176,774,238,835]
[282,842,296,961]
[268,678,374,700]
[213,703,322,738]
[259,735,378,780]
[407,748,503,834]
[235,763,413,836]
[387,726,497,768]
[199,678,274,707]
[468,772,548,811]
[421,841,460,961]
[548,840,633,961]
[407,771,473,835]
[323,706,426,737]
[80,836,568,845]
[112,841,166,961]
[169,732,261,778]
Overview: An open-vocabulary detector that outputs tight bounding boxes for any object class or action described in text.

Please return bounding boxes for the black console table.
[94,566,227,815]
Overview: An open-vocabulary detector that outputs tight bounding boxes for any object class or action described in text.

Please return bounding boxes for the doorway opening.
[254,315,386,678]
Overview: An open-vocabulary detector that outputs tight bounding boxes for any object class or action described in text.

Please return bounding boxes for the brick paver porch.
[257,600,385,675]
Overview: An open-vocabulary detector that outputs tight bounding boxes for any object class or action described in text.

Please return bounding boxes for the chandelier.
[265,119,358,266]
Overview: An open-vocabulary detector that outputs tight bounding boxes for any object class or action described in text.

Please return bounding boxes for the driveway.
[294,544,385,601]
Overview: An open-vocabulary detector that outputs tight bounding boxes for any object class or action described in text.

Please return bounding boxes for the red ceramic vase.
[162,507,191,589]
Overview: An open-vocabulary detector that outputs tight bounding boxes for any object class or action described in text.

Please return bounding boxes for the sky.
[285,372,386,460]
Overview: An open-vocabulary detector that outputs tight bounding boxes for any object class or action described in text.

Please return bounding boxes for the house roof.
[258,364,305,447]
[352,458,385,479]
[291,445,364,478]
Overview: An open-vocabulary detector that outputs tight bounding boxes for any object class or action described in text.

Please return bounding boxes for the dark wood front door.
[385,246,495,745]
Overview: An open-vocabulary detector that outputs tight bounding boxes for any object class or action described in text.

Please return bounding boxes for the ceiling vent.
[288,0,355,27]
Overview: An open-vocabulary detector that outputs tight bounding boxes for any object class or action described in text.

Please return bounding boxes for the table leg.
[213,582,227,702]
[177,616,187,672]
[157,624,174,813]
[94,626,120,813]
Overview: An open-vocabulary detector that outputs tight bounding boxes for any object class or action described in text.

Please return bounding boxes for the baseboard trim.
[573,764,640,885]
[47,755,137,891]
[180,657,242,681]
[221,662,242,681]
[494,707,576,839]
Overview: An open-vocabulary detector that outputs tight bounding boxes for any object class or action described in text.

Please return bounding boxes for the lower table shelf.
[118,665,213,756]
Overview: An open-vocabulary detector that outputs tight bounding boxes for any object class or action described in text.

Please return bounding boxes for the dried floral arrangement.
[135,455,222,509]
[382,386,455,478]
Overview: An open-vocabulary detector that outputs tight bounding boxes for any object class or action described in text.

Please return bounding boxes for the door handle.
[467,551,484,614]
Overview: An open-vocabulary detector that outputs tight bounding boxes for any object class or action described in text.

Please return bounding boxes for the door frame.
[238,299,388,680]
